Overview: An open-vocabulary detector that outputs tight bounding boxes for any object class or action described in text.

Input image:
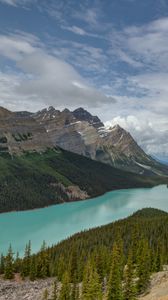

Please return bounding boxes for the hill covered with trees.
[1,208,168,299]
[0,148,167,213]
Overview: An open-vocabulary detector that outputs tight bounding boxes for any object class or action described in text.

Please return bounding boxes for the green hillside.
[0,149,165,212]
[0,148,167,213]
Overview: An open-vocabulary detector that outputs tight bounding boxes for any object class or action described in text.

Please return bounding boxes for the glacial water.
[0,185,167,255]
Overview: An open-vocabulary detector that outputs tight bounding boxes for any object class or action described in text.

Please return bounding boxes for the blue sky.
[0,0,168,158]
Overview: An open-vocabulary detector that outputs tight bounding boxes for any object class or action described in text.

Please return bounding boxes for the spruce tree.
[57,255,66,281]
[82,258,102,300]
[123,249,137,300]
[59,271,71,300]
[4,245,14,279]
[30,255,36,281]
[107,242,123,300]
[21,241,31,278]
[69,246,78,283]
[0,254,5,274]
[136,239,151,294]
[14,252,21,273]
[155,246,162,272]
[36,241,50,278]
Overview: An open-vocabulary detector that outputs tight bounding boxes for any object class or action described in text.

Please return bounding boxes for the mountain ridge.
[0,105,167,176]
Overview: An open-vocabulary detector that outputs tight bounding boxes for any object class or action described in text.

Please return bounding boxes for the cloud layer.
[0,32,115,111]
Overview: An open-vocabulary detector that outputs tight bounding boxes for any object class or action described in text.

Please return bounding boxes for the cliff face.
[0,106,167,175]
[0,108,52,154]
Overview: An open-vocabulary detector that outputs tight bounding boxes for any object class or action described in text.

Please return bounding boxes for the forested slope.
[0,148,166,213]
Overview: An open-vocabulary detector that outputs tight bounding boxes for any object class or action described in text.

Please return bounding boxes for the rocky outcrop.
[0,112,53,155]
[1,268,168,300]
[139,269,168,300]
[0,277,54,300]
[50,183,89,201]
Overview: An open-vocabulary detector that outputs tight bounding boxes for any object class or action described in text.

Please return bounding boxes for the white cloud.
[16,51,115,107]
[117,50,143,68]
[61,25,87,36]
[0,34,35,60]
[0,32,115,111]
[108,16,168,74]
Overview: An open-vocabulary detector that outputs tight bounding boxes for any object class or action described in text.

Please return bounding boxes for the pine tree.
[30,255,36,281]
[82,258,102,300]
[14,252,21,273]
[21,241,31,278]
[69,246,78,283]
[155,245,162,272]
[59,271,71,300]
[4,245,14,279]
[123,249,137,300]
[107,242,123,300]
[0,254,5,274]
[36,241,50,278]
[57,255,66,281]
[136,239,151,294]
[131,225,139,265]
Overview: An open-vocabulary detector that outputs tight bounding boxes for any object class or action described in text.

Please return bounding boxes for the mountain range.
[0,105,168,176]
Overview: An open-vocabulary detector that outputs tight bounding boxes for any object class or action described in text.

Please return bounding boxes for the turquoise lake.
[0,185,167,255]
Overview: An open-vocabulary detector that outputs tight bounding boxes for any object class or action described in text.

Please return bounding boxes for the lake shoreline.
[0,185,168,256]
[0,182,166,216]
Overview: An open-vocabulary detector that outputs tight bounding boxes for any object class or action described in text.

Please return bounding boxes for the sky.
[0,0,168,159]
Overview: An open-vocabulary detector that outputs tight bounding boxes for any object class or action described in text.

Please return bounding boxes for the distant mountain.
[0,106,168,176]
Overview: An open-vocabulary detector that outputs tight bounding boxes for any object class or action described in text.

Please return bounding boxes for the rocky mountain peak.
[34,106,60,121]
[112,124,123,131]
[62,108,70,113]
[73,107,104,128]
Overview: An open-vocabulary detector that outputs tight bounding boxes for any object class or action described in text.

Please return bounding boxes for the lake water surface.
[0,185,167,255]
